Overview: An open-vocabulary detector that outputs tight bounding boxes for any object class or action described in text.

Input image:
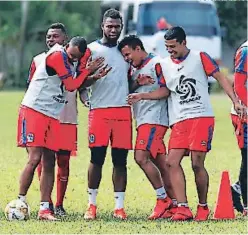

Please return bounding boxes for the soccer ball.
[5,199,30,221]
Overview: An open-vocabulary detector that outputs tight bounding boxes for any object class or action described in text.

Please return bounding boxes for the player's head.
[46,22,68,49]
[66,36,87,62]
[102,8,123,43]
[118,35,146,67]
[164,26,187,58]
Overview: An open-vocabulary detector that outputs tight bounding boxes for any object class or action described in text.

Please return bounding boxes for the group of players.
[16,8,247,221]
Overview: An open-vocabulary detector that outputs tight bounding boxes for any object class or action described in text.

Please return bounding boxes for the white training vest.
[87,41,129,109]
[131,55,169,128]
[22,44,75,119]
[231,41,248,116]
[161,50,214,126]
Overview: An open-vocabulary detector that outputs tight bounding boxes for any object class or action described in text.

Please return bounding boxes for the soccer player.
[80,9,132,220]
[127,26,244,221]
[118,35,175,220]
[230,40,247,216]
[17,36,104,220]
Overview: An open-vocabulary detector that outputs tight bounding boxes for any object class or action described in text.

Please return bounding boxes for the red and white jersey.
[22,44,76,119]
[87,40,129,109]
[161,50,219,126]
[131,54,169,128]
[231,40,248,115]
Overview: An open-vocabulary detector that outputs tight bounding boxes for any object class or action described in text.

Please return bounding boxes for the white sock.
[178,202,188,207]
[114,192,125,209]
[232,183,241,195]
[172,199,177,206]
[40,202,49,210]
[88,188,98,206]
[155,186,167,199]
[199,203,207,207]
[18,195,26,202]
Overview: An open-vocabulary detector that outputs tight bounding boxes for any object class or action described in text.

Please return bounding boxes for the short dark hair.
[70,36,87,53]
[103,8,122,23]
[164,26,186,43]
[47,22,67,35]
[118,35,145,52]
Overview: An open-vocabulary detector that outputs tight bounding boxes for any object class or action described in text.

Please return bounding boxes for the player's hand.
[127,93,143,105]
[86,56,105,74]
[234,101,246,118]
[93,65,112,81]
[77,48,92,72]
[137,74,155,86]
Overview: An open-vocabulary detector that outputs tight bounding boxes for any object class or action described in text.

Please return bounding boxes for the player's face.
[66,45,84,62]
[46,29,66,49]
[121,45,142,67]
[102,17,122,43]
[165,39,186,58]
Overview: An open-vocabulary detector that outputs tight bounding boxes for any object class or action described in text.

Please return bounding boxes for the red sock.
[56,154,70,207]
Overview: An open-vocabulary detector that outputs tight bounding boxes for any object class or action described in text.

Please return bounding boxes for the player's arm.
[127,63,170,105]
[200,52,244,115]
[234,46,247,106]
[27,59,36,88]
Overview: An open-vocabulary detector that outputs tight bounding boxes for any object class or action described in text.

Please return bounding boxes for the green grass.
[0,91,247,234]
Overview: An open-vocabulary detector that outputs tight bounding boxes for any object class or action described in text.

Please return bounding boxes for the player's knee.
[57,154,70,169]
[90,147,107,167]
[191,161,204,173]
[134,151,150,167]
[27,147,43,168]
[112,148,128,168]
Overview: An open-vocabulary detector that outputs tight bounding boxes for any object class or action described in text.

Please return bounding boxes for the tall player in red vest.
[127,26,245,221]
[230,40,247,216]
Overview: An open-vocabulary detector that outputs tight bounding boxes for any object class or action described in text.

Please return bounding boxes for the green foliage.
[216,1,247,46]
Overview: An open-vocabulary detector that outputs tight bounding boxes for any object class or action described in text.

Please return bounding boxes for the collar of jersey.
[171,49,190,64]
[96,39,117,48]
[136,53,155,70]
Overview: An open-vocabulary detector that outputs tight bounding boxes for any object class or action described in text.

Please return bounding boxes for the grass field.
[0,91,247,234]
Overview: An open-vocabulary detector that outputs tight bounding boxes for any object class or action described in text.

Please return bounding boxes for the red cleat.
[148,197,172,220]
[171,206,193,221]
[194,205,210,221]
[84,204,97,220]
[113,208,127,220]
[38,209,60,221]
[161,206,178,219]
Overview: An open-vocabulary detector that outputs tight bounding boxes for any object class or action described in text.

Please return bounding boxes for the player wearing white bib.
[17,36,104,220]
[127,27,244,221]
[118,35,175,220]
[80,9,132,220]
[27,23,81,216]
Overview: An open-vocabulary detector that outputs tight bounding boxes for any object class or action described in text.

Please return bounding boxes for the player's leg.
[110,107,132,219]
[240,147,247,215]
[189,117,214,221]
[55,150,70,216]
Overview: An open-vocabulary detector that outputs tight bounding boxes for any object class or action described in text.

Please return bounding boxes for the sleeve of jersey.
[200,52,220,76]
[235,47,247,74]
[27,60,36,85]
[155,63,166,87]
[77,48,92,73]
[46,51,90,91]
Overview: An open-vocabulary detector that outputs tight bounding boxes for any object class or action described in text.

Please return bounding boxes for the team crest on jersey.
[139,139,145,145]
[201,140,207,146]
[27,133,34,143]
[175,75,201,104]
[89,134,95,143]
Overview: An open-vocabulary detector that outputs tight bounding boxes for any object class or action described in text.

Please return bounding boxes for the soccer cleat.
[54,205,67,217]
[38,209,60,221]
[148,197,173,220]
[84,204,97,220]
[161,206,178,219]
[231,186,243,213]
[194,205,210,221]
[113,208,127,220]
[171,206,193,221]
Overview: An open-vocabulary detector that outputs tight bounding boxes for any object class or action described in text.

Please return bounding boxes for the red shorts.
[17,105,60,151]
[88,107,132,149]
[231,114,248,149]
[58,123,77,152]
[169,117,215,152]
[135,124,168,158]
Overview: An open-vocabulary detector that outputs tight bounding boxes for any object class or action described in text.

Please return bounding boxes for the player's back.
[131,54,169,128]
[88,40,129,109]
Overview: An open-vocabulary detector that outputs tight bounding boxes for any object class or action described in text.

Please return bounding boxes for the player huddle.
[14,9,247,221]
